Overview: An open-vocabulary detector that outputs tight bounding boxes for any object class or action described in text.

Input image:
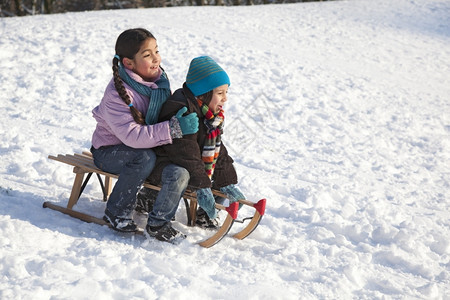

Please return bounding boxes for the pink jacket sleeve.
[92,80,172,149]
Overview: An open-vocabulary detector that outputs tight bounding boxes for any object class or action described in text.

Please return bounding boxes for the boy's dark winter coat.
[148,83,238,190]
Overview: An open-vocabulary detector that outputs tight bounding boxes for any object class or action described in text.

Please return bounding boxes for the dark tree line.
[1,0,330,17]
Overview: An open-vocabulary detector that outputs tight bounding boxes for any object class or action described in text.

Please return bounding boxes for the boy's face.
[124,38,161,81]
[208,84,228,114]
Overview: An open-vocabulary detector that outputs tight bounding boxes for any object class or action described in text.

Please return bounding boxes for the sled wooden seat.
[44,151,266,248]
[46,151,203,224]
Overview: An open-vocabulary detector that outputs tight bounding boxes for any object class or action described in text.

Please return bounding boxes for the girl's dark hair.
[112,28,156,125]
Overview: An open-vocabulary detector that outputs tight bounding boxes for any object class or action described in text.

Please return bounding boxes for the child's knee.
[163,165,190,186]
[177,167,190,185]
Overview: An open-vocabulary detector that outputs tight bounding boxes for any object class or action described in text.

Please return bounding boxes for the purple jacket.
[91,69,172,149]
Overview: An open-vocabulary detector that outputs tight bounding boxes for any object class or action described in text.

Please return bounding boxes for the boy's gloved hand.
[176,107,198,135]
[196,188,217,219]
[220,184,246,203]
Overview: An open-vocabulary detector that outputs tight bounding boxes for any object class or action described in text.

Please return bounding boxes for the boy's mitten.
[220,184,246,203]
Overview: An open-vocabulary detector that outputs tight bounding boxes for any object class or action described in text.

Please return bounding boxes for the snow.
[1,0,449,298]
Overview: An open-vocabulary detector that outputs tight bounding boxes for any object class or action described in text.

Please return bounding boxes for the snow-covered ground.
[1,0,449,298]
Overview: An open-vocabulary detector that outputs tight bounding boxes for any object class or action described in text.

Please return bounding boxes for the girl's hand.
[176,107,199,135]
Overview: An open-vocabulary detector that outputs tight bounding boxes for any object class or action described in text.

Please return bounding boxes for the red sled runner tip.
[232,198,267,240]
[254,199,266,216]
[226,201,239,219]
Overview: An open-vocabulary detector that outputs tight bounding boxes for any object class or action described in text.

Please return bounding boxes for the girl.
[148,56,246,229]
[91,28,197,242]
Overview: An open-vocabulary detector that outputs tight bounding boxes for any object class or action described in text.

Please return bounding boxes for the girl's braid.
[112,56,146,125]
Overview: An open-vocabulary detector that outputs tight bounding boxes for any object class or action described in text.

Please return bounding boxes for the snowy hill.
[1,0,449,298]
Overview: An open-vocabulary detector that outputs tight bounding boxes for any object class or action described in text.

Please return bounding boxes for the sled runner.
[44,152,266,248]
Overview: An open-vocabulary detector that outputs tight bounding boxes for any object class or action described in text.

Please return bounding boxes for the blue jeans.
[91,144,156,219]
[148,164,190,227]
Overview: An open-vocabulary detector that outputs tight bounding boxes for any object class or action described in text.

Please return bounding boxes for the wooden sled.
[44,152,266,248]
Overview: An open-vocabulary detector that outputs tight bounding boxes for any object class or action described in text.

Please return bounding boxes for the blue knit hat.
[185,56,230,97]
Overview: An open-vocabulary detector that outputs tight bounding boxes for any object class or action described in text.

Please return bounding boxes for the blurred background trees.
[1,0,331,17]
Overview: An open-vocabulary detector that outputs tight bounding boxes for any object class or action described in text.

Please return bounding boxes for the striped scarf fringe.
[198,99,224,179]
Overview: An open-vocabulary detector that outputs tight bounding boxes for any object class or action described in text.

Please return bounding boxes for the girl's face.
[207,84,228,114]
[125,38,161,81]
